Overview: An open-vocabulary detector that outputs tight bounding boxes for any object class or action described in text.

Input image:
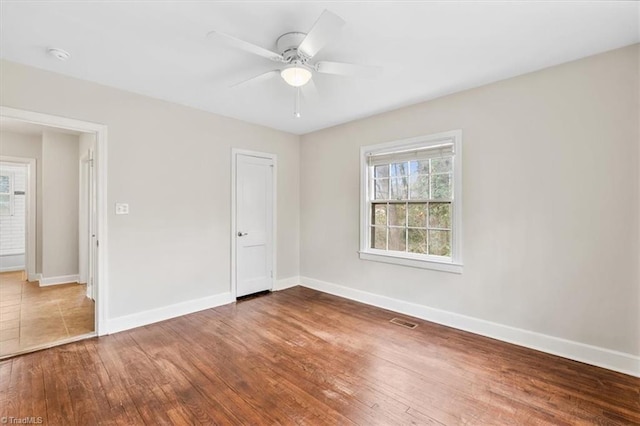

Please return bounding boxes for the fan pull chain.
[294,87,301,118]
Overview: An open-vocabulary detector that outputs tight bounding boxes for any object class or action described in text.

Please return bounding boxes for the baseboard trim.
[39,274,79,286]
[107,292,235,334]
[300,276,640,378]
[28,273,40,282]
[274,276,300,291]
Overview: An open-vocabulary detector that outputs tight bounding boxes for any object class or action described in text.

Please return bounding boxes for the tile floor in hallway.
[0,271,94,357]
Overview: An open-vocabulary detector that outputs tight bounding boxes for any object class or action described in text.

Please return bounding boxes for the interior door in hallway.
[87,149,97,300]
[235,153,274,297]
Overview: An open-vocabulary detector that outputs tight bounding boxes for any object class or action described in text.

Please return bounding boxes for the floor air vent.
[390,317,418,329]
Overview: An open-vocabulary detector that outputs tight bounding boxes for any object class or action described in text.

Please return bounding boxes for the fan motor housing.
[276,32,308,62]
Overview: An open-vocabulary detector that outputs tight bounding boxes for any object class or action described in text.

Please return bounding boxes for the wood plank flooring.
[1,286,638,425]
[0,271,95,357]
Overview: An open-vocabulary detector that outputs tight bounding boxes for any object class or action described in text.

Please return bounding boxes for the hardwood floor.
[1,286,638,425]
[0,271,95,358]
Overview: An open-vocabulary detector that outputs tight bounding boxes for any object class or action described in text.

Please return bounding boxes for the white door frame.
[230,148,277,299]
[0,106,109,336]
[0,156,35,278]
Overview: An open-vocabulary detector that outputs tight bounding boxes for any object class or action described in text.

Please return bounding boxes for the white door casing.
[0,106,108,336]
[232,151,275,298]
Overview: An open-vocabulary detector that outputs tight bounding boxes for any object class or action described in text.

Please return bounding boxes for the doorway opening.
[0,107,107,358]
[0,160,33,277]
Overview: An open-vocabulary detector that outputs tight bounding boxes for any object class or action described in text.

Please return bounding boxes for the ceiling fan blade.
[302,79,319,102]
[315,61,382,78]
[229,70,281,88]
[298,10,345,59]
[207,31,284,62]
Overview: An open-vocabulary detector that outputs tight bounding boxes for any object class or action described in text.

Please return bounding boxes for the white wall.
[300,44,639,358]
[1,43,635,373]
[0,59,300,321]
[0,130,41,159]
[41,131,80,278]
[0,130,42,272]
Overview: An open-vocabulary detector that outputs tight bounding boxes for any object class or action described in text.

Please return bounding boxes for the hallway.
[0,271,94,357]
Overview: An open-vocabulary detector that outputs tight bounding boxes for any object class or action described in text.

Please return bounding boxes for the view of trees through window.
[370,156,453,257]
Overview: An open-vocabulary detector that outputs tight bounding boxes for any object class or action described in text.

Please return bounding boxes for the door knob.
[237,231,248,237]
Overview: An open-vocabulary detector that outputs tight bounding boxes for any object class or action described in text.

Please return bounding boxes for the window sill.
[359,250,463,274]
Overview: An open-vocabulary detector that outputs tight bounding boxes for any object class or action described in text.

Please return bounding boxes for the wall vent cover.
[390,317,418,329]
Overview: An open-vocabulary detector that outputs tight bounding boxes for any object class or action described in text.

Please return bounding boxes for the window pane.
[374,178,389,200]
[0,194,10,215]
[0,176,9,194]
[371,226,387,250]
[410,160,429,175]
[431,173,452,199]
[390,177,408,199]
[408,203,427,227]
[428,202,451,229]
[373,203,387,225]
[388,203,406,226]
[431,157,452,173]
[408,229,427,254]
[364,138,458,263]
[374,165,389,178]
[390,162,408,177]
[428,230,451,256]
[388,228,406,252]
[409,175,429,199]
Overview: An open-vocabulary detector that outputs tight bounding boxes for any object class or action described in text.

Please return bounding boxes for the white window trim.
[359,130,463,274]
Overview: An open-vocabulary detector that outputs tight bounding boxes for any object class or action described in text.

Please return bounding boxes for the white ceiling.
[1,1,638,135]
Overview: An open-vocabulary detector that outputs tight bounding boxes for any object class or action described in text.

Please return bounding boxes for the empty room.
[0,1,638,425]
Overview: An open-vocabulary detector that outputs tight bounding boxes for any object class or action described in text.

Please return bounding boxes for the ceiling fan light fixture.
[281,65,312,87]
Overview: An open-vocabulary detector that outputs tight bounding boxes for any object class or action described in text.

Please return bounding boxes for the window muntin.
[360,131,462,271]
[369,156,453,258]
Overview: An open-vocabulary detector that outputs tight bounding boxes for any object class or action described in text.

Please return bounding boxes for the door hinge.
[96,240,99,247]
[270,270,273,278]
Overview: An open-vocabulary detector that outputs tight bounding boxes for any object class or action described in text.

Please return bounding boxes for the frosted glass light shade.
[281,66,312,87]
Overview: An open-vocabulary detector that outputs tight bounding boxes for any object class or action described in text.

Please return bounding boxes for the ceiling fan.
[207,9,381,117]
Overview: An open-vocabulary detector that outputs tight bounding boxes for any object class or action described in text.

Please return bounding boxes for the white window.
[359,130,462,273]
[0,172,14,216]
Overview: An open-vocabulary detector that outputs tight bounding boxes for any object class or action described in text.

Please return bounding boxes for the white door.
[235,154,274,297]
[88,149,97,300]
[79,149,96,299]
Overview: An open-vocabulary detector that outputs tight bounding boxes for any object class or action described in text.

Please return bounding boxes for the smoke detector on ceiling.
[47,47,71,61]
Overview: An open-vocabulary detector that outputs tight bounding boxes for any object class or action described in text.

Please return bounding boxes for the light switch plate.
[115,203,129,215]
